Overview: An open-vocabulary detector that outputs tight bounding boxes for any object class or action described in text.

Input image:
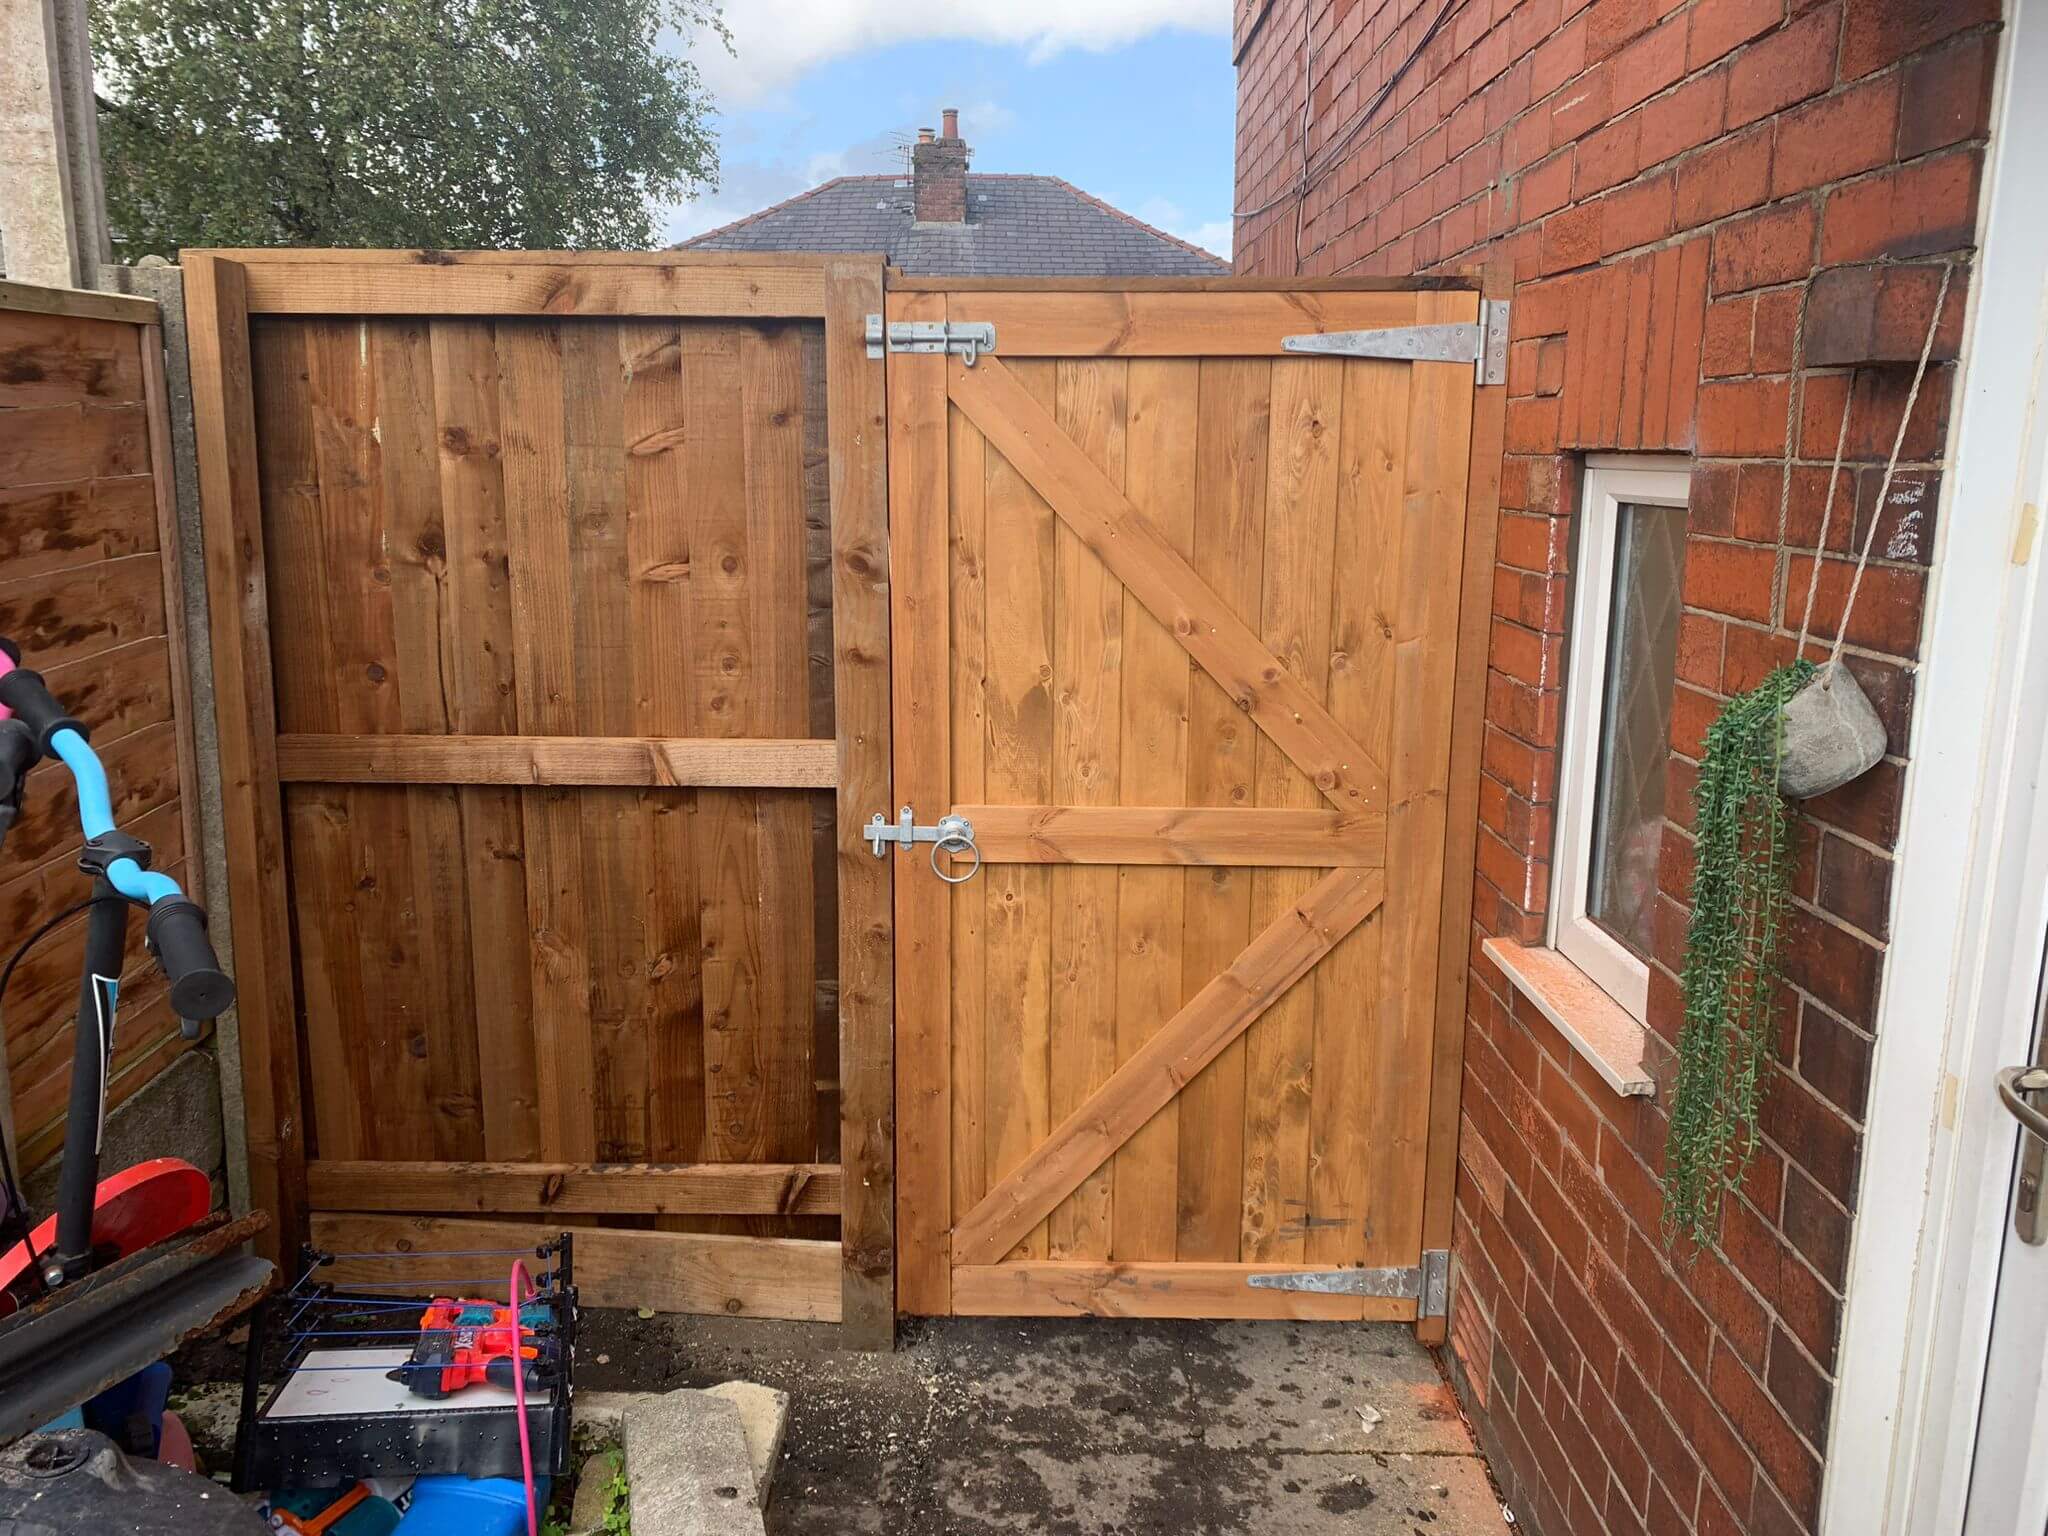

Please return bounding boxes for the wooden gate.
[183,252,895,1345]
[887,280,1493,1325]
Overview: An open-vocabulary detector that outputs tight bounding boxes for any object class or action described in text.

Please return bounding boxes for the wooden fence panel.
[187,253,892,1338]
[0,283,207,1174]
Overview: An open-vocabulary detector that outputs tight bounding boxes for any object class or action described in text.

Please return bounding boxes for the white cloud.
[694,0,1229,105]
[1136,196,1233,259]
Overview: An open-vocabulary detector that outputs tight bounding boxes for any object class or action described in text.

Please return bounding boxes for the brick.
[1771,75,1902,196]
[1701,296,1755,376]
[1613,1356,1705,1515]
[1820,149,1982,263]
[1766,1327,1831,1448]
[1797,995,1875,1115]
[1611,15,1689,114]
[1708,1341,1823,1522]
[1804,262,1967,365]
[1552,61,1613,143]
[1816,831,1893,939]
[1898,33,1999,156]
[1541,202,1605,272]
[1532,14,1590,98]
[1687,0,1784,68]
[1782,553,1925,656]
[1674,124,1773,227]
[1640,69,1730,166]
[1841,0,2000,79]
[1696,377,1792,458]
[1660,1343,1759,1510]
[1750,288,1803,372]
[1763,1068,1863,1205]
[1853,467,1941,567]
[1780,1166,1850,1286]
[1727,4,1840,127]
[1803,755,1903,849]
[1587,0,1658,59]
[1519,147,1577,223]
[1711,200,1816,293]
[1581,1370,1653,1512]
[1576,116,1642,196]
[1600,172,1678,255]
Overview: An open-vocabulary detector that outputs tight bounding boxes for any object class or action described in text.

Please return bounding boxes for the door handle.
[1998,1065,2048,1245]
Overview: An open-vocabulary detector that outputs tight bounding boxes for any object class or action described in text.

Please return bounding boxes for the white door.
[1968,927,2048,1536]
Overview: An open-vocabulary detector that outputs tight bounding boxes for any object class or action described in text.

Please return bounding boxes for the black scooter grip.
[145,898,236,1027]
[0,667,86,756]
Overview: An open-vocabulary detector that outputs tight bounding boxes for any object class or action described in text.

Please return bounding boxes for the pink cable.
[0,646,15,719]
[509,1258,540,1536]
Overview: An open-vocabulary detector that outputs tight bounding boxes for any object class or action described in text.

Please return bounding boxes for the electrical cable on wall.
[1233,0,1476,261]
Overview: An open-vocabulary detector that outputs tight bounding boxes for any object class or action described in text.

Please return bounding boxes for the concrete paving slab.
[704,1381,790,1509]
[623,1389,766,1536]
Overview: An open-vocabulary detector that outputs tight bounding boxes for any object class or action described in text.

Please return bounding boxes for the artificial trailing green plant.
[1661,656,1816,1251]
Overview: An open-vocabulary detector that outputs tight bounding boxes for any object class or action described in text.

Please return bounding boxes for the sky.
[661,1,1239,258]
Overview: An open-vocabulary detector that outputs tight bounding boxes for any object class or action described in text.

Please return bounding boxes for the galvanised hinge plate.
[1248,1249,1450,1317]
[1282,299,1508,387]
[864,314,997,366]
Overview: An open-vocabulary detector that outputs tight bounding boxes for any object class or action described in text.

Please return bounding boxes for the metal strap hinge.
[1248,1249,1449,1317]
[1283,298,1509,386]
[864,314,997,366]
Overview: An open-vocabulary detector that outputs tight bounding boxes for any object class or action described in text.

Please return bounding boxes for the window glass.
[1587,501,1686,961]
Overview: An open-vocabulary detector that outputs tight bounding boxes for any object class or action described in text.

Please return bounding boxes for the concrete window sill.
[1482,938,1657,1098]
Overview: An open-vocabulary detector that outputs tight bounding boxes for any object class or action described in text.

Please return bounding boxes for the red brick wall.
[1233,2,2001,1533]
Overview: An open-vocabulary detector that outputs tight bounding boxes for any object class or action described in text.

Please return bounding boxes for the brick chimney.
[913,107,969,224]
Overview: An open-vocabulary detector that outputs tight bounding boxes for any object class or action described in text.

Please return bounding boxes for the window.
[1551,458,1690,1019]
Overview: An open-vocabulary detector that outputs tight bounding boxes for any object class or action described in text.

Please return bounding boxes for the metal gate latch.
[1282,298,1510,385]
[1248,1249,1449,1318]
[864,806,981,883]
[864,315,998,366]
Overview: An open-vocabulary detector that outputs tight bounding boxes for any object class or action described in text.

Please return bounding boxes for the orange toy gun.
[386,1297,549,1400]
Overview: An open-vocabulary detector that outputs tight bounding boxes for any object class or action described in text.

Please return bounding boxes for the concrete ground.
[574,1310,1509,1536]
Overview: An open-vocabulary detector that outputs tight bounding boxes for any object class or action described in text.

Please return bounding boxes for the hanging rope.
[1789,264,1955,683]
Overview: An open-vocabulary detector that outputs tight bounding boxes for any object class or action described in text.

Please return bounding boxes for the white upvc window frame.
[1548,454,1692,1020]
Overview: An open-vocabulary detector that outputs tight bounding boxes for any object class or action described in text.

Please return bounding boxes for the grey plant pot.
[1778,662,1887,799]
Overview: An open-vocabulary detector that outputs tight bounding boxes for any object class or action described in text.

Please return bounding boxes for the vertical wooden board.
[825,258,893,1342]
[1110,358,1197,1263]
[619,320,707,1165]
[947,402,988,1233]
[184,255,308,1260]
[1420,270,1506,1344]
[303,319,438,1163]
[1046,359,1125,1261]
[430,319,541,1161]
[678,325,767,1164]
[1240,358,1344,1265]
[496,320,598,1161]
[1175,358,1270,1262]
[1312,358,1411,1270]
[888,290,951,1314]
[561,321,647,1161]
[1378,298,1478,1272]
[249,320,365,1164]
[800,326,840,1163]
[980,358,1057,1263]
[739,323,817,1167]
[373,318,485,1162]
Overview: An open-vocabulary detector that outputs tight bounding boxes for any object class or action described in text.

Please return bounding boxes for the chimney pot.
[941,107,959,140]
[917,126,934,144]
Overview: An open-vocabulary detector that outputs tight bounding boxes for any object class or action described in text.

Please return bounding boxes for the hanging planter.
[1777,661,1887,799]
[1661,658,1812,1250]
[1661,262,1952,1249]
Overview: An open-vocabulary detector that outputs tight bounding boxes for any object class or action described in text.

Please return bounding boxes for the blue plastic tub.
[395,1474,549,1536]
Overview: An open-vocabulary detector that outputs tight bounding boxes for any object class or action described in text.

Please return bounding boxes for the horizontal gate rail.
[308,1160,841,1216]
[959,804,1384,866]
[276,733,839,788]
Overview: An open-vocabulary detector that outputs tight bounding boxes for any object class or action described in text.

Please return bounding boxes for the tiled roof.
[679,174,1229,277]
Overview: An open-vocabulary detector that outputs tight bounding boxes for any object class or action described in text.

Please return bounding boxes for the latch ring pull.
[931,818,980,885]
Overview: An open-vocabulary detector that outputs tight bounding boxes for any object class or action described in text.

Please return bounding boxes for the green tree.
[93,0,727,257]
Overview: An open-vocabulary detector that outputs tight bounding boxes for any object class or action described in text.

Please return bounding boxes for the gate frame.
[183,249,896,1347]
[877,268,1507,1336]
